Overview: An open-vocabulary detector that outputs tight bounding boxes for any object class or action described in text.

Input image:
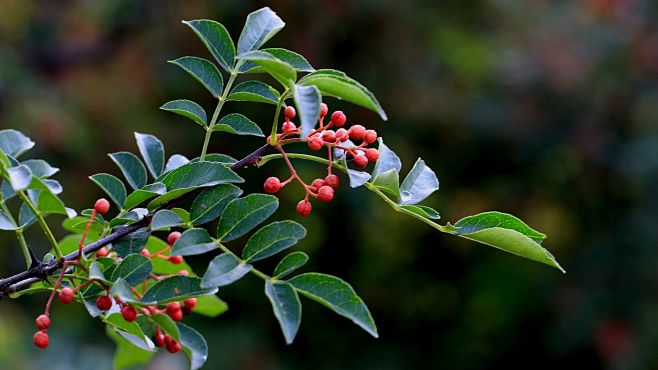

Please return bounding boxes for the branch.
[0,143,273,297]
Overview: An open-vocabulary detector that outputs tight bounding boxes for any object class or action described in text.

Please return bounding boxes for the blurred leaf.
[142,276,217,304]
[171,228,218,256]
[227,80,280,104]
[113,227,150,258]
[0,129,34,158]
[237,7,285,55]
[183,19,235,72]
[273,251,309,279]
[89,173,127,209]
[193,295,228,317]
[111,254,152,285]
[160,99,207,128]
[107,327,153,370]
[190,184,243,225]
[134,133,165,178]
[105,313,154,351]
[201,253,252,288]
[177,322,209,370]
[294,84,322,138]
[109,152,148,190]
[0,208,17,230]
[399,158,439,205]
[216,194,278,241]
[151,209,184,230]
[169,56,224,98]
[242,221,306,262]
[265,280,301,344]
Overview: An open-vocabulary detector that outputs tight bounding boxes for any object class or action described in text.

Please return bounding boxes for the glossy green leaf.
[227,80,280,105]
[216,194,278,242]
[177,322,209,370]
[399,158,439,205]
[164,154,190,173]
[6,165,32,191]
[183,19,235,72]
[238,50,296,87]
[198,153,237,165]
[160,99,207,128]
[111,254,152,285]
[109,152,148,190]
[113,227,150,258]
[89,173,127,209]
[22,159,59,178]
[192,295,228,317]
[111,278,140,304]
[400,205,441,219]
[0,209,17,230]
[201,253,252,288]
[159,161,243,191]
[142,276,217,304]
[107,327,153,370]
[371,169,400,199]
[88,262,109,283]
[169,56,224,97]
[371,138,401,180]
[289,272,378,337]
[134,133,165,178]
[0,129,34,158]
[294,84,322,138]
[28,177,71,216]
[171,228,218,256]
[242,221,306,262]
[265,280,301,344]
[151,209,184,230]
[124,182,166,210]
[213,113,264,136]
[272,251,309,279]
[190,184,243,225]
[342,157,371,188]
[299,69,387,120]
[237,7,285,55]
[241,48,314,73]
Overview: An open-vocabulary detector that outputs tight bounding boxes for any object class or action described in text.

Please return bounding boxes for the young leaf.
[371,169,400,199]
[227,80,280,105]
[113,227,150,258]
[89,173,127,209]
[237,50,296,87]
[265,280,302,344]
[371,138,401,180]
[150,209,185,230]
[299,69,387,120]
[169,56,224,98]
[124,183,166,210]
[216,194,278,242]
[142,276,217,304]
[273,251,309,279]
[111,254,152,286]
[399,158,439,205]
[22,159,59,178]
[109,152,148,190]
[183,19,235,72]
[237,7,285,55]
[0,129,35,158]
[7,165,32,191]
[288,273,378,338]
[242,221,306,262]
[293,84,322,138]
[160,99,207,128]
[201,253,253,288]
[171,228,218,256]
[177,323,209,370]
[190,184,243,225]
[240,48,314,73]
[213,113,264,136]
[400,205,441,220]
[192,295,228,318]
[134,133,165,178]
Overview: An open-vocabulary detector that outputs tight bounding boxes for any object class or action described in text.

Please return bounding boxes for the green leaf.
[149,314,181,340]
[192,295,228,317]
[183,19,235,72]
[237,7,285,55]
[124,182,166,210]
[237,50,296,87]
[171,228,218,256]
[105,313,154,349]
[227,80,280,105]
[113,227,150,258]
[342,157,371,188]
[399,158,439,205]
[169,56,224,98]
[242,221,306,262]
[213,113,264,136]
[177,322,209,370]
[289,273,378,338]
[299,69,387,120]
[190,184,243,225]
[134,133,165,178]
[273,251,309,279]
[265,280,301,344]
[400,205,440,220]
[0,129,34,158]
[27,177,71,216]
[22,159,59,178]
[0,209,17,230]
[197,153,237,165]
[89,262,109,283]
[111,278,140,304]
[241,48,314,73]
[151,209,184,230]
[216,194,278,242]
[164,154,190,173]
[6,165,32,191]
[371,169,400,199]
[109,152,148,190]
[89,173,127,209]
[449,212,563,272]
[107,327,154,370]
[293,84,322,138]
[142,276,217,304]
[201,253,253,288]
[111,254,152,285]
[160,99,207,128]
[371,138,401,180]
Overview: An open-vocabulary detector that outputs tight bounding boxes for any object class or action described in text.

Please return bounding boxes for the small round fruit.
[177,270,190,276]
[284,106,296,119]
[167,231,182,245]
[166,302,181,315]
[331,111,347,126]
[183,298,197,310]
[363,130,377,144]
[296,200,312,217]
[153,333,166,347]
[317,186,334,202]
[320,103,328,118]
[167,339,182,353]
[365,148,380,162]
[325,174,339,188]
[33,331,49,349]
[58,287,75,304]
[140,249,151,258]
[307,136,323,151]
[168,309,183,321]
[354,155,369,168]
[311,178,326,190]
[121,305,138,322]
[96,295,113,311]
[335,128,349,142]
[95,247,108,258]
[348,125,366,140]
[322,130,336,143]
[282,121,296,133]
[35,315,51,330]
[168,255,183,265]
[94,198,110,215]
[264,177,282,194]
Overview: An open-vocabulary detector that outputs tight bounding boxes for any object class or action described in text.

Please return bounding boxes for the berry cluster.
[33,200,190,355]
[264,104,380,217]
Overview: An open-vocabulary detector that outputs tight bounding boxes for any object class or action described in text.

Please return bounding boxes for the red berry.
[140,249,151,258]
[335,128,349,142]
[183,298,197,310]
[58,287,75,304]
[307,136,323,151]
[96,295,113,311]
[177,270,190,276]
[153,333,166,347]
[35,315,50,330]
[121,305,138,322]
[167,231,182,245]
[311,178,326,190]
[320,103,328,118]
[331,111,347,126]
[166,339,182,353]
[348,125,366,140]
[164,334,175,347]
[354,155,368,168]
[95,247,108,258]
[365,148,380,162]
[322,130,336,143]
[94,198,110,215]
[169,309,183,321]
[296,200,312,217]
[264,177,282,194]
[169,255,184,265]
[317,186,334,202]
[33,331,49,349]
[363,130,377,144]
[325,174,339,188]
[284,106,296,119]
[282,121,296,133]
[166,302,182,321]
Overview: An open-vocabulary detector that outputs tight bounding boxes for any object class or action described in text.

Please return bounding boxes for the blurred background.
[1,0,657,369]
